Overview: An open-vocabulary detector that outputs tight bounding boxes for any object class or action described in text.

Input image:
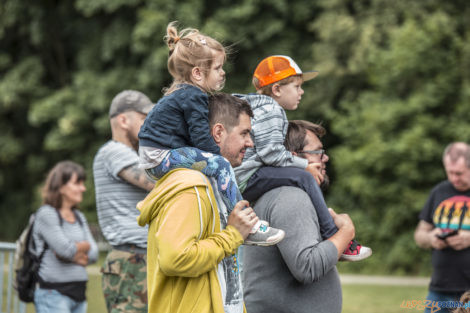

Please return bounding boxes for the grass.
[342,284,428,313]
[85,274,107,312]
[6,268,428,313]
[75,272,429,313]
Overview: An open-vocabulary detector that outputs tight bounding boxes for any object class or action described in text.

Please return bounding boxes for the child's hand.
[306,163,323,185]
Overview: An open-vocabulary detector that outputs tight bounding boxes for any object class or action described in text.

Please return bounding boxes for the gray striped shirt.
[233,94,308,191]
[32,205,98,283]
[93,140,148,248]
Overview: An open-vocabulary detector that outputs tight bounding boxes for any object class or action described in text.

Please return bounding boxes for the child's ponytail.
[165,21,180,56]
[163,21,226,95]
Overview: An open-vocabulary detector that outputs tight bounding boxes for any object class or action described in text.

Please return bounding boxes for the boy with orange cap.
[235,55,371,261]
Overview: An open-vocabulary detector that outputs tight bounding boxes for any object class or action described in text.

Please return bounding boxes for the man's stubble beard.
[127,131,139,151]
[320,174,330,192]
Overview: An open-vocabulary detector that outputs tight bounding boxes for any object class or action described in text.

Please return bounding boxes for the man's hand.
[327,208,355,259]
[305,163,323,185]
[446,230,470,250]
[415,221,448,250]
[329,208,355,236]
[429,228,449,250]
[227,200,258,239]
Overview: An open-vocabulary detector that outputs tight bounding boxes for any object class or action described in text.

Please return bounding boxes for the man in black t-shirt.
[414,142,470,313]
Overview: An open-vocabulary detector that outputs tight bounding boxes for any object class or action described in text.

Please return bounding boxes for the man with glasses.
[237,116,371,261]
[242,120,365,313]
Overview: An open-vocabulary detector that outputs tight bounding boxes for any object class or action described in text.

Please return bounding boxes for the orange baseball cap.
[253,55,319,89]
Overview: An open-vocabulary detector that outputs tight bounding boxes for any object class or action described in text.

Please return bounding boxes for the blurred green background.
[1,0,470,275]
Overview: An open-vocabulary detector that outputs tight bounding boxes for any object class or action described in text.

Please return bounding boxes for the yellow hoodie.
[137,169,245,313]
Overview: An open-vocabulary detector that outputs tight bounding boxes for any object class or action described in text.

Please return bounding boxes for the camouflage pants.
[101,249,148,313]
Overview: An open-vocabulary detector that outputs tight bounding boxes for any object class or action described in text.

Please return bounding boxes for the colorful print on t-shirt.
[432,195,470,230]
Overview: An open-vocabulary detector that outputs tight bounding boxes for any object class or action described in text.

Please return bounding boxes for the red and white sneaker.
[339,240,372,262]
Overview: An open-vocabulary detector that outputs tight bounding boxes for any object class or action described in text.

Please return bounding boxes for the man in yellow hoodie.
[137,93,258,313]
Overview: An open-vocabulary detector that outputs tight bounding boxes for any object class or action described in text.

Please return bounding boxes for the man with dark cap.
[93,90,155,313]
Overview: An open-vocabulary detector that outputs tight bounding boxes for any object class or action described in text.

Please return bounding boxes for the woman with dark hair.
[32,160,98,313]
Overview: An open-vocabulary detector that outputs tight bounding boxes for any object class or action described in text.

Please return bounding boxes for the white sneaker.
[244,222,285,246]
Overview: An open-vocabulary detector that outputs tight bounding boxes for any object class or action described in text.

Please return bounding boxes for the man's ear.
[291,151,298,156]
[115,113,130,130]
[211,123,225,144]
[191,67,204,83]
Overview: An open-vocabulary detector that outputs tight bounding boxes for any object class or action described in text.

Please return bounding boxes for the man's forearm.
[327,225,355,259]
[155,187,244,277]
[414,229,432,249]
[118,164,155,191]
[158,227,243,277]
[414,221,436,249]
[414,221,450,250]
[327,208,355,259]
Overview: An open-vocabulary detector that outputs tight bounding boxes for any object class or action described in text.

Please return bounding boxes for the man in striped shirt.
[93,90,155,313]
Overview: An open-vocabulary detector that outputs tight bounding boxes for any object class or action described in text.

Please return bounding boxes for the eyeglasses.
[297,149,325,159]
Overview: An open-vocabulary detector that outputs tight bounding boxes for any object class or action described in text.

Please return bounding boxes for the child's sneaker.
[260,220,270,227]
[339,240,372,262]
[244,222,285,246]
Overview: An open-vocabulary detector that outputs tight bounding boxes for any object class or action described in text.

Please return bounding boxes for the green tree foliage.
[310,0,470,274]
[1,0,469,273]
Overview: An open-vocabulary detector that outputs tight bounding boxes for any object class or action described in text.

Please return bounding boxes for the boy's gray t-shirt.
[242,186,342,313]
[93,140,148,248]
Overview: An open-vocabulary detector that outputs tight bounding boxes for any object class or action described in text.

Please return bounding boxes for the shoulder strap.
[54,208,64,226]
[55,208,83,227]
[28,216,48,260]
[38,241,48,261]
[73,210,83,227]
